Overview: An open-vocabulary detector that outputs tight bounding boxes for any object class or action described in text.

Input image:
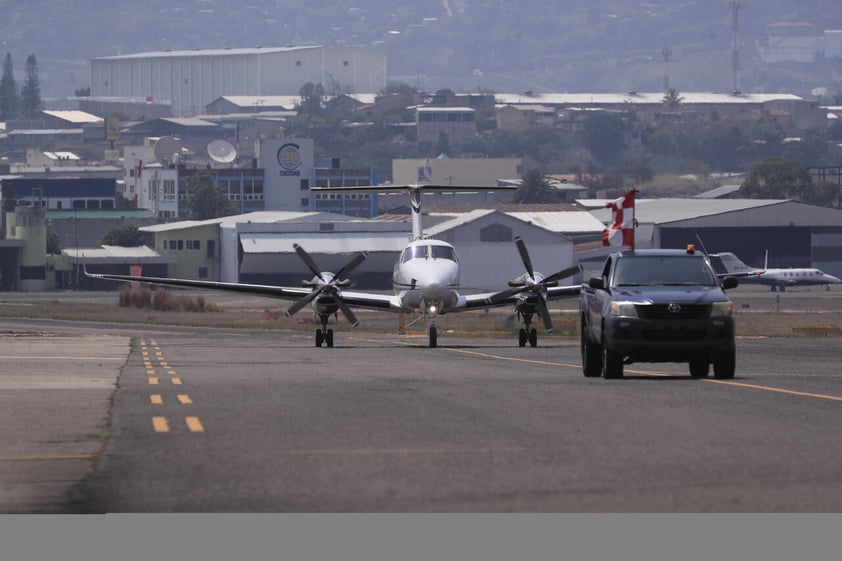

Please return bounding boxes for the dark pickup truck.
[580,247,738,379]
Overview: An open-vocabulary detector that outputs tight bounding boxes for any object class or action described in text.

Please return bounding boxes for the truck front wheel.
[601,337,624,379]
[713,348,736,379]
[581,322,602,377]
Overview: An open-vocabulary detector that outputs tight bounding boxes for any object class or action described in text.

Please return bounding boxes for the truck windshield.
[614,257,717,286]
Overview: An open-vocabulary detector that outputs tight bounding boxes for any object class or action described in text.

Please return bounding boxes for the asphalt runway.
[3,314,842,512]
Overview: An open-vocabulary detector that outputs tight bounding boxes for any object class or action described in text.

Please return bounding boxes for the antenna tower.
[729,1,744,94]
[662,46,672,92]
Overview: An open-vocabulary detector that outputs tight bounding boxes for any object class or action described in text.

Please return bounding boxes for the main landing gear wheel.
[429,325,437,348]
[518,328,538,347]
[315,329,323,347]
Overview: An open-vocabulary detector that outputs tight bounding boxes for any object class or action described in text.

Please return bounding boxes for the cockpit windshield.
[402,245,428,262]
[431,245,457,262]
[401,244,458,263]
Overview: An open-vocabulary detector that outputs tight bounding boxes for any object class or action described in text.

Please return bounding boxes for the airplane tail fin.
[714,252,753,274]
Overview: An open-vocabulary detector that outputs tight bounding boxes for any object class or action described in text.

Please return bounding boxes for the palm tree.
[512,169,559,204]
[662,88,683,109]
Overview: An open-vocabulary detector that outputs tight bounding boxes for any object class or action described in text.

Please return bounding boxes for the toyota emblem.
[668,303,682,313]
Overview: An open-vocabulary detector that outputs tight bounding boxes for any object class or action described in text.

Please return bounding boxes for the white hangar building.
[91,46,387,117]
[124,208,598,292]
[586,198,842,278]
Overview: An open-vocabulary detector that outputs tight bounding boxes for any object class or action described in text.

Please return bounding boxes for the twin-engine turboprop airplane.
[85,184,582,348]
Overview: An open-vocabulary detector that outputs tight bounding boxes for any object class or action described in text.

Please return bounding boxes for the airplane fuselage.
[392,238,461,314]
[748,269,842,288]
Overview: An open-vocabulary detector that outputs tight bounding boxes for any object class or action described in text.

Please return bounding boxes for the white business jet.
[86,184,582,348]
[712,251,841,291]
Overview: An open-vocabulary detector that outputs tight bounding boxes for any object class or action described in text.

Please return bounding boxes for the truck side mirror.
[722,276,738,290]
[588,277,605,290]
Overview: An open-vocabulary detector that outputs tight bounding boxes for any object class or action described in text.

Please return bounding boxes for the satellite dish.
[153,136,182,165]
[207,140,238,164]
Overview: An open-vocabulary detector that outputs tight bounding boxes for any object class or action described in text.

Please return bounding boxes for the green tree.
[74,86,91,97]
[739,157,814,201]
[298,82,325,115]
[46,231,61,255]
[183,171,236,220]
[662,88,683,108]
[583,112,626,165]
[101,225,145,247]
[512,169,560,204]
[20,54,41,117]
[0,52,19,120]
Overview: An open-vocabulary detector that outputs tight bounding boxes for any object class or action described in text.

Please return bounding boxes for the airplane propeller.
[487,236,581,332]
[284,244,367,327]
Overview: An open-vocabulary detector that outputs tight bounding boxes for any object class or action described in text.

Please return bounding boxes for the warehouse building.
[91,46,386,117]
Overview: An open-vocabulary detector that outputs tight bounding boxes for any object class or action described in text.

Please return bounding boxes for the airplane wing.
[84,271,312,300]
[332,289,402,311]
[459,283,582,310]
[85,270,406,310]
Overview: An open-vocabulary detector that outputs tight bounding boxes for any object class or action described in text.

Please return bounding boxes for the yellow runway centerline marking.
[177,395,192,404]
[152,417,169,432]
[150,394,163,405]
[0,454,95,462]
[444,347,580,368]
[286,446,528,456]
[185,417,204,432]
[446,347,842,403]
[148,377,159,385]
[171,378,182,385]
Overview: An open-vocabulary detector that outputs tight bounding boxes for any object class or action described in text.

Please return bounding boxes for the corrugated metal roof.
[590,198,787,224]
[42,110,103,124]
[693,185,742,199]
[240,232,409,254]
[64,245,172,260]
[94,46,320,60]
[160,117,219,127]
[139,211,351,232]
[216,96,302,109]
[495,92,803,105]
[425,209,496,236]
[507,211,606,233]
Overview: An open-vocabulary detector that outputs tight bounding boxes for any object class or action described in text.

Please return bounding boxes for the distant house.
[416,106,478,146]
[122,117,228,154]
[205,96,302,115]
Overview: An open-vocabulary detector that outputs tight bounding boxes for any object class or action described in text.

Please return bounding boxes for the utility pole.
[729,1,744,94]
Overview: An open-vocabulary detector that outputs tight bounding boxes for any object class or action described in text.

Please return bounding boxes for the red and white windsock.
[601,190,636,247]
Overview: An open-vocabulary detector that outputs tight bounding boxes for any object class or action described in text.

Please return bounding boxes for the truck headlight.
[610,301,638,317]
[711,301,733,316]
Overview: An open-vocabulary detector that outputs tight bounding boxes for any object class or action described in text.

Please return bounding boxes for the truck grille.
[641,329,707,341]
[636,303,709,320]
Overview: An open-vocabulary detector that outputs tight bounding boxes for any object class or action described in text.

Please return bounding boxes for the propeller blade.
[284,287,322,317]
[333,251,368,281]
[487,286,526,305]
[514,237,535,280]
[338,300,360,327]
[537,295,554,333]
[541,264,583,285]
[293,244,324,281]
